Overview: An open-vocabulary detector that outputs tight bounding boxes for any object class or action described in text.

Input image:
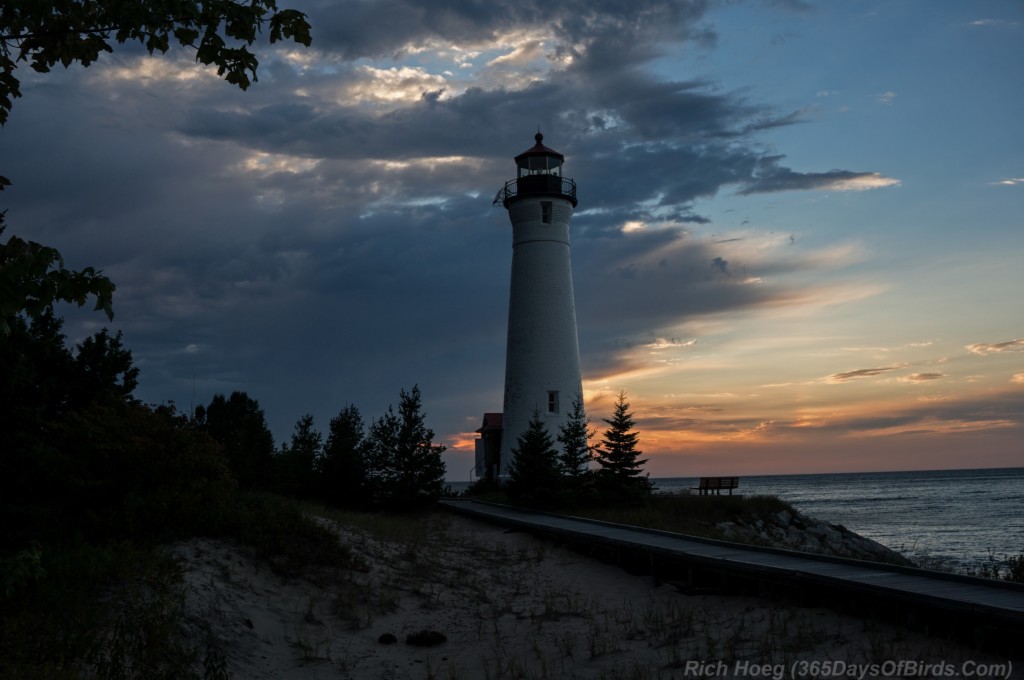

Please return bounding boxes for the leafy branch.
[0,0,312,124]
[0,212,115,337]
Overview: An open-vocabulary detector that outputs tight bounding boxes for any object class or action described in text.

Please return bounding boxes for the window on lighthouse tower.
[541,201,552,224]
[547,391,559,414]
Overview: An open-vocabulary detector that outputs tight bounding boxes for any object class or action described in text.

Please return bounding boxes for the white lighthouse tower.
[492,132,583,478]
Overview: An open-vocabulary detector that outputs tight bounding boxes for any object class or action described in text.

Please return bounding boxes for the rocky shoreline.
[716,507,914,565]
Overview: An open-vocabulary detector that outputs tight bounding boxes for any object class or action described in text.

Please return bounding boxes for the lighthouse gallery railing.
[493,175,578,208]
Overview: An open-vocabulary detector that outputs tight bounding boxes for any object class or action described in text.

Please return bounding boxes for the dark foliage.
[391,385,447,506]
[506,409,564,508]
[593,391,650,503]
[0,311,233,548]
[0,216,115,336]
[196,391,275,491]
[275,413,322,499]
[557,393,594,495]
[319,404,369,508]
[46,399,235,543]
[364,403,401,505]
[0,0,313,125]
[362,386,447,509]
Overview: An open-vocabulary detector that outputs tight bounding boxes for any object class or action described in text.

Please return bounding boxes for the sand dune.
[175,512,1015,679]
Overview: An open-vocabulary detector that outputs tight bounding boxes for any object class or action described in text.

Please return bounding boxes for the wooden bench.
[692,476,739,496]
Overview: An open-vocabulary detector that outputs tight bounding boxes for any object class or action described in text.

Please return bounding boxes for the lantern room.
[494,132,578,208]
[515,132,564,178]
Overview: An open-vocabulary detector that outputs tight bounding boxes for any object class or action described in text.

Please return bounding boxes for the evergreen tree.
[557,393,594,482]
[364,404,400,506]
[593,391,649,502]
[319,404,367,508]
[197,391,275,490]
[276,413,322,498]
[363,385,446,508]
[391,385,447,506]
[507,409,563,508]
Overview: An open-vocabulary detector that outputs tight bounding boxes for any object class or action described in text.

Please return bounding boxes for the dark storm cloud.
[572,230,806,378]
[307,0,713,67]
[0,0,895,446]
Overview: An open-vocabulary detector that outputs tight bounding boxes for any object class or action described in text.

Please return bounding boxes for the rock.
[722,508,913,565]
[406,630,447,647]
[786,526,804,544]
[378,633,398,645]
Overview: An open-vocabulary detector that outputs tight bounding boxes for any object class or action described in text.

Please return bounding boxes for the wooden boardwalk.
[439,499,1024,653]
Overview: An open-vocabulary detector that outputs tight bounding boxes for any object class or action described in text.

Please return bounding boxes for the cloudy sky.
[2,1,1022,478]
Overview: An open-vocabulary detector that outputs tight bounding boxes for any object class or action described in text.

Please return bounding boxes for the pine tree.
[363,385,446,508]
[593,391,649,502]
[557,393,594,482]
[276,413,322,498]
[392,385,447,506]
[319,404,367,508]
[364,405,400,506]
[507,409,563,507]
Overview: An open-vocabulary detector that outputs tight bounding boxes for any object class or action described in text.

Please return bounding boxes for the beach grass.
[0,490,355,680]
[565,492,796,540]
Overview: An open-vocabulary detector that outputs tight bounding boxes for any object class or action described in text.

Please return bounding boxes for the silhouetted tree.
[197,391,275,490]
[391,385,446,506]
[362,385,446,508]
[557,393,594,483]
[69,328,138,405]
[276,413,322,498]
[507,409,563,508]
[319,404,368,508]
[364,404,399,506]
[593,391,650,502]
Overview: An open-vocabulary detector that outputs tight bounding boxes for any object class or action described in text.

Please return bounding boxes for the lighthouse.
[489,132,583,478]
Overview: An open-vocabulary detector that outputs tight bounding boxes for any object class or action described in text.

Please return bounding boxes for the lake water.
[451,467,1024,574]
[650,467,1024,573]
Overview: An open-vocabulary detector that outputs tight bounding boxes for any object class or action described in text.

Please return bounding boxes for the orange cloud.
[965,338,1024,355]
